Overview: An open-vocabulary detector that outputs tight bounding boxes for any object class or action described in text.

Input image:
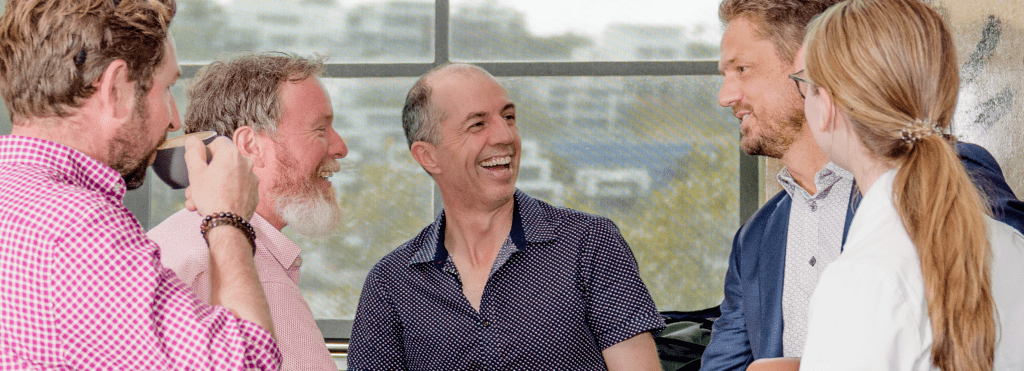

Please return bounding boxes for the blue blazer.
[700,142,1024,370]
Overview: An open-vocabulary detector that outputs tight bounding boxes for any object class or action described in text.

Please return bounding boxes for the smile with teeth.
[480,156,512,168]
[318,171,333,180]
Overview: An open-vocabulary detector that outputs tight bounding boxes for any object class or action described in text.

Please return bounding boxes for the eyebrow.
[462,103,516,122]
[718,57,738,73]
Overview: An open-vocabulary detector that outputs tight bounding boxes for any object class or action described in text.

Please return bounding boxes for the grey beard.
[277,192,342,238]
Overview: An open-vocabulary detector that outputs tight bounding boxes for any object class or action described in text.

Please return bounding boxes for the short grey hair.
[185,52,324,136]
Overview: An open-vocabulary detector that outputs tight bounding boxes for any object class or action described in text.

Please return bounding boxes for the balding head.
[401,63,496,147]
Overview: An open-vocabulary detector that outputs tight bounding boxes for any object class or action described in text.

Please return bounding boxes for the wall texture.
[761,0,1024,202]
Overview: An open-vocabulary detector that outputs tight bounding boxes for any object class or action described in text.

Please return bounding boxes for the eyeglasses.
[789,70,813,99]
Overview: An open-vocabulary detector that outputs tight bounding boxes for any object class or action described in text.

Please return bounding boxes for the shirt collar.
[409,189,556,267]
[251,212,302,269]
[0,135,127,201]
[777,162,853,200]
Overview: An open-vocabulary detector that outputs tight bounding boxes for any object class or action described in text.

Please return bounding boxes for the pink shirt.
[0,135,281,370]
[150,209,336,371]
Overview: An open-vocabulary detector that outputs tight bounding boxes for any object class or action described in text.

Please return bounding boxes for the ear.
[817,86,843,134]
[809,86,838,134]
[95,59,136,128]
[410,141,441,175]
[233,126,265,167]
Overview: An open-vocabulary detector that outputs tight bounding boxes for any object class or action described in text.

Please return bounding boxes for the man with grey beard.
[149,53,347,371]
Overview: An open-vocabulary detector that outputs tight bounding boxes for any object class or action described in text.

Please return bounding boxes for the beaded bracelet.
[200,212,257,255]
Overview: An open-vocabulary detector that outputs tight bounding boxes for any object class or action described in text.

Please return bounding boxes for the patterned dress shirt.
[776,162,854,357]
[348,190,665,370]
[149,209,336,371]
[0,135,281,370]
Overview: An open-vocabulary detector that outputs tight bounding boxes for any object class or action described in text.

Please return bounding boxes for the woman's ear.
[814,86,838,134]
[410,141,441,175]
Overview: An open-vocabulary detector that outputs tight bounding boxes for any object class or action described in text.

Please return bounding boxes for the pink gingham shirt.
[0,135,281,370]
[150,210,336,371]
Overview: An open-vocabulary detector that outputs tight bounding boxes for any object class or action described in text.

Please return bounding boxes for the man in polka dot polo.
[348,63,666,370]
[0,0,280,369]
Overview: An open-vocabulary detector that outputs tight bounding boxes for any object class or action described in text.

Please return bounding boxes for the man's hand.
[183,136,259,220]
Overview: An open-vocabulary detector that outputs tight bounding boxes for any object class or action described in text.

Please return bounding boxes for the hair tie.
[74,49,87,66]
[899,118,943,144]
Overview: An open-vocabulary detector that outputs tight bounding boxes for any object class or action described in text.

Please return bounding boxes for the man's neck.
[442,197,514,269]
[11,116,108,164]
[255,204,285,231]
[779,137,830,195]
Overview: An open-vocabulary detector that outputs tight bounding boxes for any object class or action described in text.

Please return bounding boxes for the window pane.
[501,75,736,311]
[172,0,435,64]
[450,0,722,62]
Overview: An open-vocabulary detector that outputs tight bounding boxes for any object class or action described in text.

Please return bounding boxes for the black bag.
[656,306,720,371]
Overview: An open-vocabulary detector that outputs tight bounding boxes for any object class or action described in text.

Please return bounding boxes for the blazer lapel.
[753,195,790,358]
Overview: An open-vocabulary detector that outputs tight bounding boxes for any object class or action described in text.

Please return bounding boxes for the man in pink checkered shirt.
[0,0,282,369]
[150,53,348,371]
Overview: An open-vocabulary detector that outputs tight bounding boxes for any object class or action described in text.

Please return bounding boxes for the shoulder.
[367,222,437,278]
[736,190,790,242]
[528,195,618,233]
[821,234,921,303]
[986,217,1024,276]
[148,209,209,284]
[0,167,130,238]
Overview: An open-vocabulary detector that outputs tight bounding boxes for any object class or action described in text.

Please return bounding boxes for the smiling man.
[348,63,665,370]
[701,0,1024,369]
[148,53,347,371]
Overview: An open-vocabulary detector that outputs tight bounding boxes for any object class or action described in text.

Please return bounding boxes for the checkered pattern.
[0,136,281,370]
[150,209,336,371]
[348,190,665,370]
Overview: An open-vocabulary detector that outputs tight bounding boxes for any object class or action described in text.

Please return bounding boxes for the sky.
[448,0,724,39]
[217,0,725,43]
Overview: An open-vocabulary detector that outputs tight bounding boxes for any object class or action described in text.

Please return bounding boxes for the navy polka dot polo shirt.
[349,190,665,370]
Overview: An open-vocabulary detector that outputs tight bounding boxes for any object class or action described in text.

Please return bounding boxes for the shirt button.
[482,320,490,327]
[809,256,817,266]
[809,201,818,212]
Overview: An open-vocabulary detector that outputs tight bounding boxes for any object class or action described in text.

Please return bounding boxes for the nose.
[327,126,348,159]
[488,118,515,145]
[718,75,742,108]
[168,97,182,132]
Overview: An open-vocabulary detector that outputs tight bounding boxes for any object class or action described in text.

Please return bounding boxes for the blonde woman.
[795,0,1024,369]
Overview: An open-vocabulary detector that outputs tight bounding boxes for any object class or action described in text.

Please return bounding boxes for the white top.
[778,162,855,356]
[800,169,1024,371]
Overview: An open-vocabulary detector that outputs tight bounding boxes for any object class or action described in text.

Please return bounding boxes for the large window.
[153,0,746,321]
[0,0,752,328]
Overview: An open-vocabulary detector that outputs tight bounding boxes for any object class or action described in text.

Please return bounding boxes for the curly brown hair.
[0,0,176,122]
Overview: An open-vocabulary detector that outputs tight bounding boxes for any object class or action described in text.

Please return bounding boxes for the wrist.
[201,212,256,254]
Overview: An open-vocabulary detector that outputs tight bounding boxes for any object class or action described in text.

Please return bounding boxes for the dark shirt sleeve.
[701,227,755,371]
[349,265,406,371]
[579,217,666,350]
[957,142,1024,234]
